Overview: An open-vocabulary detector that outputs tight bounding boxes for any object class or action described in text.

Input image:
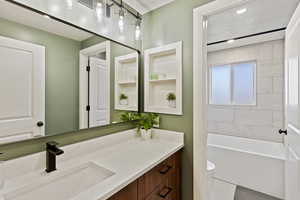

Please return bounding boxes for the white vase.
[120,99,128,105]
[141,129,152,140]
[168,100,176,108]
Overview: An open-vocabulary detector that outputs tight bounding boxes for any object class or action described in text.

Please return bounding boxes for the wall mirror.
[0,0,140,144]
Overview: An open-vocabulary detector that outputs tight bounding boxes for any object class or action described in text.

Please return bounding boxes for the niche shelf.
[144,41,182,115]
[115,52,138,111]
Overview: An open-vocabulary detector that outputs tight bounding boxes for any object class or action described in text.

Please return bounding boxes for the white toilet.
[207,160,216,200]
[207,160,236,200]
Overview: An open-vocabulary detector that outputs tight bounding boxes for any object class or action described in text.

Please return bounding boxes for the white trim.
[114,52,139,111]
[123,0,175,15]
[79,41,111,129]
[144,41,183,115]
[193,1,251,200]
[286,2,300,39]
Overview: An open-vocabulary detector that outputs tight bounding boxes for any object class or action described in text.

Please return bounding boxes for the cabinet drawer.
[145,173,177,200]
[139,153,177,199]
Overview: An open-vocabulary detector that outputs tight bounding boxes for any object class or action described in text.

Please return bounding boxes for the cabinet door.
[109,181,138,200]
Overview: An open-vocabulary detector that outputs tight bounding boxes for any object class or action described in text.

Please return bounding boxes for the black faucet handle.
[46,141,59,147]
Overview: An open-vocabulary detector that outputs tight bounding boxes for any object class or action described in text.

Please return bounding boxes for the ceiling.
[0,0,93,41]
[207,0,300,43]
[123,0,175,14]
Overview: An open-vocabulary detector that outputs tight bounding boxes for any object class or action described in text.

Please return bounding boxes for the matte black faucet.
[45,141,64,173]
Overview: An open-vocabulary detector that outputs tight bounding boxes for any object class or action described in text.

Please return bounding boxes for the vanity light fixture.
[119,7,125,33]
[95,0,104,21]
[135,17,141,40]
[66,0,73,9]
[43,15,51,19]
[227,39,235,43]
[236,8,247,15]
[64,0,142,38]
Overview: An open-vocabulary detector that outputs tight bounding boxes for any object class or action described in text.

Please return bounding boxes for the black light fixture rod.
[207,27,286,46]
[110,0,141,19]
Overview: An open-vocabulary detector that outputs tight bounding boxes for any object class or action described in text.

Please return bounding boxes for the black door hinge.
[86,66,90,72]
[86,105,90,111]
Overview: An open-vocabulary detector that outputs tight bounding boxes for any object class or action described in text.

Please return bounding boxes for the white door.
[285,3,300,200]
[89,57,109,127]
[0,36,45,144]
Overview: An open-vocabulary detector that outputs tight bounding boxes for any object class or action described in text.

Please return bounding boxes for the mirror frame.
[0,0,142,145]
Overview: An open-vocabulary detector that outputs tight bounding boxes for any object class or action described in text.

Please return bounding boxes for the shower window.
[209,61,256,105]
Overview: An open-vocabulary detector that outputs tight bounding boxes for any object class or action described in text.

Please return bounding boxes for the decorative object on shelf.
[144,41,182,115]
[158,73,167,80]
[120,112,159,140]
[119,93,128,105]
[167,92,176,108]
[150,73,159,80]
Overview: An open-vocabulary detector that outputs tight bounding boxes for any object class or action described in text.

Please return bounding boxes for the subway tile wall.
[207,40,284,143]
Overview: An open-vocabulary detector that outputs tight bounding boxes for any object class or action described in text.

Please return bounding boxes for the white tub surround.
[0,129,184,200]
[207,133,285,199]
[207,40,284,143]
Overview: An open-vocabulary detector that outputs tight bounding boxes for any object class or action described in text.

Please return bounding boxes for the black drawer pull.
[159,165,172,174]
[159,187,172,198]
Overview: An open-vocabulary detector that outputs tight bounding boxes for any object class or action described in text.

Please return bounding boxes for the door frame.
[0,36,45,143]
[193,0,251,199]
[79,41,111,129]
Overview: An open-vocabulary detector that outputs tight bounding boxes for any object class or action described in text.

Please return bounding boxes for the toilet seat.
[207,160,216,174]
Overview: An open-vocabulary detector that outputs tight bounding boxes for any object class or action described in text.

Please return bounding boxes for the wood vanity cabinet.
[108,181,138,200]
[108,151,181,200]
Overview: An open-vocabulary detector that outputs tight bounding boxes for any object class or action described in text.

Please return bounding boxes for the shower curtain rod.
[207,27,286,46]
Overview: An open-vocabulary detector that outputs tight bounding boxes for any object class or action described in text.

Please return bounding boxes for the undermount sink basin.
[4,162,115,200]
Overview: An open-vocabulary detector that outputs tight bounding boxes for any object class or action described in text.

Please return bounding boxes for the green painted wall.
[0,18,81,136]
[142,0,212,199]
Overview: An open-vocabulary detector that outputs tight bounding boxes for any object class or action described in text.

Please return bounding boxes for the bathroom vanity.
[108,151,181,200]
[1,129,184,200]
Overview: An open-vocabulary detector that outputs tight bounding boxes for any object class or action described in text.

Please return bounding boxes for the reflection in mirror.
[0,1,139,144]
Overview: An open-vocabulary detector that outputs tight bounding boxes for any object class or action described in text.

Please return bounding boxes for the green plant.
[120,111,139,122]
[120,93,128,100]
[167,92,176,101]
[137,113,159,131]
[120,112,159,131]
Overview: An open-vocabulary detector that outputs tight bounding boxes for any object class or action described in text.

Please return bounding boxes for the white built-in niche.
[144,41,182,115]
[115,52,139,111]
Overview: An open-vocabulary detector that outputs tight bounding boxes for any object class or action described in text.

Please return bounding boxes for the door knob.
[278,129,287,135]
[37,121,44,127]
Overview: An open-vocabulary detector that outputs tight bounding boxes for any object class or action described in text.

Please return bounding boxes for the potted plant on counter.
[138,113,159,140]
[120,112,159,140]
[167,92,176,108]
[119,93,128,105]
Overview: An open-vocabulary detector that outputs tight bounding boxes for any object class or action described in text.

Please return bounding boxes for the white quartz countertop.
[1,129,184,200]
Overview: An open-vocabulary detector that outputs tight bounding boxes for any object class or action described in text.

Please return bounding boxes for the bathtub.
[207,133,286,199]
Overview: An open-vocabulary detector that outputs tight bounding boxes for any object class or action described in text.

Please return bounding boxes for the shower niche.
[144,41,182,115]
